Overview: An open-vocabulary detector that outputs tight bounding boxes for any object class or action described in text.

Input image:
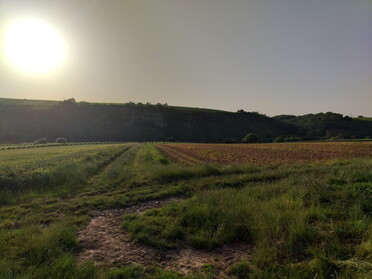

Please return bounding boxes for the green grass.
[123,159,372,278]
[0,144,130,205]
[0,142,123,151]
[0,97,58,109]
[0,143,371,278]
[354,117,372,122]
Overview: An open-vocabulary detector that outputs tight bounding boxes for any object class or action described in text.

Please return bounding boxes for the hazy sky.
[0,0,371,116]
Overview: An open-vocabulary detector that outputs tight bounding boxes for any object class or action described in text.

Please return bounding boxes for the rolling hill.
[0,97,370,143]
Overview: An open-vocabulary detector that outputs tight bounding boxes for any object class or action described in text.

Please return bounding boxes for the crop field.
[0,144,131,205]
[0,142,121,150]
[0,142,371,279]
[155,142,372,165]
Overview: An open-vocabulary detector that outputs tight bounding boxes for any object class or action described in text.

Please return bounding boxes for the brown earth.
[155,142,372,166]
[78,198,252,278]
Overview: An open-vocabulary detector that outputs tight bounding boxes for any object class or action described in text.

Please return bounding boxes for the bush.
[228,260,252,279]
[62,98,76,103]
[223,138,239,144]
[273,136,285,143]
[34,138,48,144]
[55,137,67,144]
[291,137,302,142]
[242,133,260,143]
[285,137,302,142]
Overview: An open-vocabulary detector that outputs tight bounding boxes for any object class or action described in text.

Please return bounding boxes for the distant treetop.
[62,98,76,103]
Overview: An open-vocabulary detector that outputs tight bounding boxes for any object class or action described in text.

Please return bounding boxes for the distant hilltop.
[0,97,371,144]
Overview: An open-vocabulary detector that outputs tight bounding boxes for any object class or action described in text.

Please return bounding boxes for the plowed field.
[156,142,372,165]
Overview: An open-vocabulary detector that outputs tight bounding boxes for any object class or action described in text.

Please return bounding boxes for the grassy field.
[0,143,371,279]
[0,142,124,151]
[0,97,58,108]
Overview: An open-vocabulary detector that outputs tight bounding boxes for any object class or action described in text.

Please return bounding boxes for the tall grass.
[0,218,98,279]
[1,143,371,278]
[123,159,372,278]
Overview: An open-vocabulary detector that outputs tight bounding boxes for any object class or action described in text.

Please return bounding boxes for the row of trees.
[61,99,169,108]
[241,133,303,143]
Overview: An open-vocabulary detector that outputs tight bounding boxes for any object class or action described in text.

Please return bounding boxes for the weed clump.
[228,260,252,279]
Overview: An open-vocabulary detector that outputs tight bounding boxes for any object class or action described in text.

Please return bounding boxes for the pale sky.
[0,0,371,116]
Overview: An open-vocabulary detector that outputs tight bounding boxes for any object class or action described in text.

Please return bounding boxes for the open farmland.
[0,144,130,205]
[0,143,371,279]
[155,142,372,166]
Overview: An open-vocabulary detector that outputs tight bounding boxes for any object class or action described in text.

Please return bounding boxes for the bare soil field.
[156,142,372,166]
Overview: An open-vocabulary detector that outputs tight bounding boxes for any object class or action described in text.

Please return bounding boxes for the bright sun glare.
[3,19,66,74]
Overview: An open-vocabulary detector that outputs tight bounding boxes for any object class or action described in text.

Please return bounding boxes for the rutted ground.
[78,198,252,278]
[156,142,372,166]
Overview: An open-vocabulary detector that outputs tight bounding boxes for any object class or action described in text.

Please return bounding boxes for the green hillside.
[0,98,297,143]
[274,112,372,140]
[0,98,370,143]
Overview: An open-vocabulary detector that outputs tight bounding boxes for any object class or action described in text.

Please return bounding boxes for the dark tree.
[273,136,285,143]
[34,138,47,144]
[242,133,260,143]
[55,137,67,143]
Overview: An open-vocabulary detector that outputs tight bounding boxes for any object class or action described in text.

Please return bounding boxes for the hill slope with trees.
[0,98,296,143]
[0,98,370,143]
[274,113,372,140]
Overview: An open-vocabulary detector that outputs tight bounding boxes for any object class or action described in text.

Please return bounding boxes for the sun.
[3,18,66,74]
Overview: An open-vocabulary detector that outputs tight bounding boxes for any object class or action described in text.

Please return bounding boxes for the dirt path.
[78,198,252,278]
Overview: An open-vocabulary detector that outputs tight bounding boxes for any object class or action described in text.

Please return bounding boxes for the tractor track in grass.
[88,144,137,182]
[78,198,252,278]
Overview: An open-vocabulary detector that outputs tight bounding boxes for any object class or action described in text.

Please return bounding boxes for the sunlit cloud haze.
[0,0,371,116]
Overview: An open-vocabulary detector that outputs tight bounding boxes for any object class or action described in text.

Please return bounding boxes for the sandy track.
[78,198,251,278]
